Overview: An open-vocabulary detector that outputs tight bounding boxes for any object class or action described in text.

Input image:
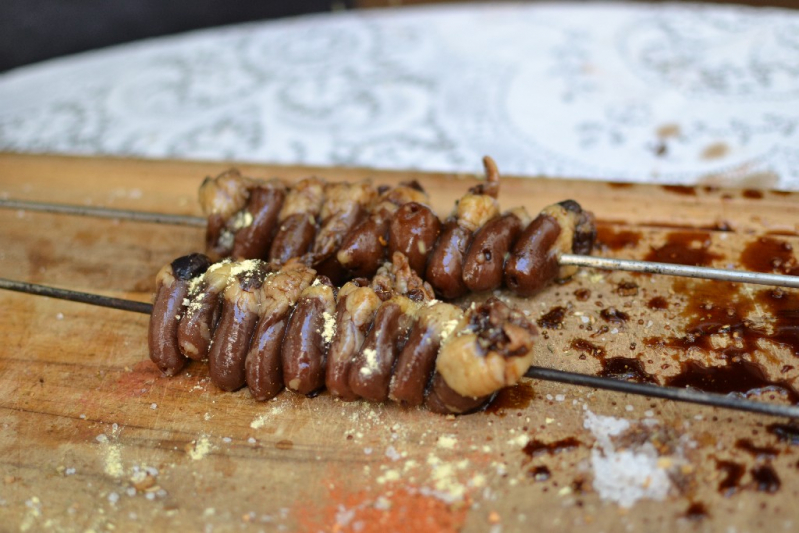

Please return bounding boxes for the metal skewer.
[0,198,205,227]
[2,277,797,419]
[4,198,798,289]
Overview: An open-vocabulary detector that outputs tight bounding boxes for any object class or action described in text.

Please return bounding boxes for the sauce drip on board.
[645,231,722,266]
[594,226,642,251]
[647,280,799,402]
[739,236,799,276]
[485,382,536,416]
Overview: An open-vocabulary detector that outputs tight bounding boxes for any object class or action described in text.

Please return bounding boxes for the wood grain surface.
[1,153,798,532]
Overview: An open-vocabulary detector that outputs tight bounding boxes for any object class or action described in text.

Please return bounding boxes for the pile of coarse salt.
[583,410,681,508]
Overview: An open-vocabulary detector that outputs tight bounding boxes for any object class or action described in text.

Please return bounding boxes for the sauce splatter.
[734,439,778,459]
[767,423,799,445]
[684,501,709,521]
[647,296,669,310]
[661,185,697,196]
[666,359,799,403]
[485,382,535,416]
[751,465,781,493]
[528,466,551,481]
[523,437,581,459]
[538,306,567,329]
[595,226,642,251]
[742,189,764,199]
[574,288,591,301]
[570,338,606,359]
[652,282,799,400]
[616,281,638,296]
[600,307,629,324]
[717,460,745,496]
[739,237,799,276]
[645,231,722,266]
[599,358,656,383]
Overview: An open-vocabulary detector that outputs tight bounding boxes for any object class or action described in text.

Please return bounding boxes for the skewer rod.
[560,254,799,289]
[0,199,206,227]
[4,198,797,288]
[1,278,796,418]
[0,278,153,314]
[525,366,799,419]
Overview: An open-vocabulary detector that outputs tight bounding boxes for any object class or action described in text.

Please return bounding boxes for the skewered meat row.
[148,253,538,414]
[198,157,597,298]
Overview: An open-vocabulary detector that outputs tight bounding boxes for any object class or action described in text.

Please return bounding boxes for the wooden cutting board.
[1,153,798,532]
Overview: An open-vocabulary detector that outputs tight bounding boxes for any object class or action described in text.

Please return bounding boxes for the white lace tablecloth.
[1,2,798,188]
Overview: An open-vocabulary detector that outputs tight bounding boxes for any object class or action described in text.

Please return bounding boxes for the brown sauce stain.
[647,296,669,310]
[735,439,779,459]
[661,185,697,196]
[742,189,764,199]
[751,465,781,493]
[684,502,709,521]
[655,282,799,401]
[538,306,567,330]
[599,358,656,383]
[740,237,799,275]
[574,288,591,301]
[523,437,581,459]
[767,229,799,237]
[570,338,606,359]
[767,423,799,445]
[485,382,536,416]
[528,465,551,481]
[717,460,745,496]
[645,231,721,266]
[616,281,638,296]
[595,226,642,251]
[275,440,294,450]
[666,359,799,403]
[600,307,629,324]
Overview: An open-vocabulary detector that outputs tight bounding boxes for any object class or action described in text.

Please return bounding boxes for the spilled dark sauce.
[523,437,581,458]
[574,288,591,301]
[651,281,799,401]
[647,296,669,310]
[739,237,799,276]
[595,226,642,251]
[538,306,567,329]
[742,189,764,199]
[616,281,638,296]
[751,465,781,493]
[571,338,653,383]
[666,359,799,402]
[570,338,606,359]
[767,423,799,445]
[529,465,551,481]
[684,502,709,521]
[662,185,697,196]
[599,358,656,383]
[600,307,629,324]
[485,381,535,416]
[645,231,722,266]
[717,460,745,496]
[735,439,778,459]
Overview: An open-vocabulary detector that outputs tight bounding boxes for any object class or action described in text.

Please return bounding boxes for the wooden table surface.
[1,153,798,532]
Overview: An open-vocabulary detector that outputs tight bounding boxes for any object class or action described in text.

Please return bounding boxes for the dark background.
[1,0,796,73]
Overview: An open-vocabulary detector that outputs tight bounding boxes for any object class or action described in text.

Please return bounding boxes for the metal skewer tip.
[1,278,796,419]
[0,278,153,315]
[0,198,206,227]
[560,254,799,289]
